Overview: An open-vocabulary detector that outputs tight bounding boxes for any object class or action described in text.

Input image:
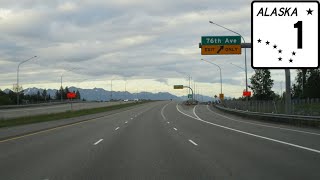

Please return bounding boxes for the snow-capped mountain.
[20,87,183,101]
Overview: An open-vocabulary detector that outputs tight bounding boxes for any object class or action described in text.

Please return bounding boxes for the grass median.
[0,101,149,128]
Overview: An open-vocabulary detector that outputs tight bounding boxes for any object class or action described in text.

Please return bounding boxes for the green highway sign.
[201,36,241,45]
[188,94,192,98]
[173,85,184,89]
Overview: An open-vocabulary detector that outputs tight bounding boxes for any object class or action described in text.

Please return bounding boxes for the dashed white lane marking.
[125,121,128,124]
[189,139,198,146]
[115,127,120,130]
[161,102,171,120]
[0,105,146,143]
[131,118,133,120]
[176,104,320,154]
[206,105,320,136]
[173,128,178,131]
[94,139,103,145]
[167,122,170,124]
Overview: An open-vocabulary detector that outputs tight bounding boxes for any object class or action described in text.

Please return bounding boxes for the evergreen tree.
[64,87,70,99]
[42,89,47,101]
[55,90,60,100]
[37,91,41,102]
[76,90,81,100]
[249,69,275,100]
[292,69,320,98]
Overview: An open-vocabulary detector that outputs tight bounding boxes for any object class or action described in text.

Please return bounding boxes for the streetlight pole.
[16,56,37,105]
[201,59,222,95]
[230,63,245,71]
[111,79,113,101]
[209,21,248,99]
[124,80,127,100]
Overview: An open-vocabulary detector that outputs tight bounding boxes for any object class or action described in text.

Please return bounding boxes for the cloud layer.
[0,0,291,97]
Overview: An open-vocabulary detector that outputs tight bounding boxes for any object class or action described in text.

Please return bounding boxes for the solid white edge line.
[206,105,320,136]
[115,127,120,130]
[176,104,320,154]
[173,128,178,131]
[94,139,103,145]
[189,139,198,146]
[176,104,197,119]
[161,102,171,120]
[193,105,201,119]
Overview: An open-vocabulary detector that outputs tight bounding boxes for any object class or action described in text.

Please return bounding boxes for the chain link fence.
[223,98,320,116]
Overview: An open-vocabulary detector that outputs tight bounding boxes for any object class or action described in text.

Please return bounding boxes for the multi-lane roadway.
[0,101,319,179]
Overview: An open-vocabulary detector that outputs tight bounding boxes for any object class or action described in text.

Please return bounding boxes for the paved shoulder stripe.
[176,104,320,154]
[206,105,320,136]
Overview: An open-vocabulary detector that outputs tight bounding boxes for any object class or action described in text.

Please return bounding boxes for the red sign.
[67,92,76,99]
[243,91,251,97]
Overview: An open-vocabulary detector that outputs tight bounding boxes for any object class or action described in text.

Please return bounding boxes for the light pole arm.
[183,86,194,101]
[201,59,222,95]
[230,63,245,70]
[209,21,246,43]
[16,56,37,105]
[209,21,248,93]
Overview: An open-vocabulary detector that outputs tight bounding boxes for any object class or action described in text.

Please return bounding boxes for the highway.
[0,101,319,179]
[0,101,130,120]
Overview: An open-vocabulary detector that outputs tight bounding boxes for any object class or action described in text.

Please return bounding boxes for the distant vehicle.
[123,99,129,102]
[134,98,139,102]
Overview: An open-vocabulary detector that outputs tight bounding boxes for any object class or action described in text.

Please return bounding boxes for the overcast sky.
[0,0,294,98]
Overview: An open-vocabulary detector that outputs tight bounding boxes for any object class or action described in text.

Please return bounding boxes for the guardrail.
[214,104,320,127]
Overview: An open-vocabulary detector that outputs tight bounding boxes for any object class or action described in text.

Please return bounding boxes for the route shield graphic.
[251,1,319,69]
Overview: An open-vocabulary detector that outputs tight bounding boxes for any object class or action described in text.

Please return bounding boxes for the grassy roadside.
[0,102,149,128]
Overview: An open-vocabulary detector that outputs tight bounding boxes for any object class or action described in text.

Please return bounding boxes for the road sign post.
[243,91,252,97]
[219,93,224,101]
[67,92,76,111]
[173,85,194,101]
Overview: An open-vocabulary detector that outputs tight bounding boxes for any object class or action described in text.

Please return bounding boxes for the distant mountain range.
[2,87,224,101]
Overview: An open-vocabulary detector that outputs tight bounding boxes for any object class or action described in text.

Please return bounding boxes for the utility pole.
[188,75,191,98]
[16,56,37,105]
[285,69,292,114]
[125,80,127,100]
[193,81,196,101]
[110,79,113,101]
[280,81,283,98]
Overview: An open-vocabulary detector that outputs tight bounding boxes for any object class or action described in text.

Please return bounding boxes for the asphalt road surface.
[0,101,130,120]
[0,101,319,180]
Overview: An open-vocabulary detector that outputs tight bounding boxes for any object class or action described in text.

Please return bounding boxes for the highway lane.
[0,101,162,180]
[0,101,319,179]
[0,101,131,120]
[164,102,320,179]
[198,105,320,149]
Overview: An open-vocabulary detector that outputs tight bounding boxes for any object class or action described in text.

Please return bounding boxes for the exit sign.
[201,36,241,45]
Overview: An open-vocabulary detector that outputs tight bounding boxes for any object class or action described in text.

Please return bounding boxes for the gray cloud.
[0,0,291,97]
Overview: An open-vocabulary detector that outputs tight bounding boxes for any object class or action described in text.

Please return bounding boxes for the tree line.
[55,87,81,101]
[0,86,81,105]
[245,68,320,101]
